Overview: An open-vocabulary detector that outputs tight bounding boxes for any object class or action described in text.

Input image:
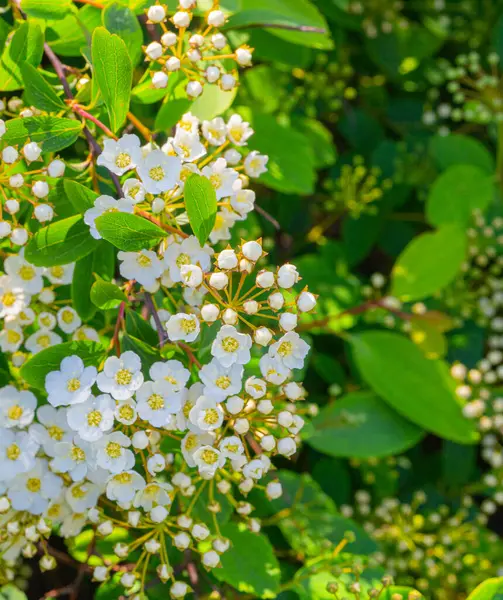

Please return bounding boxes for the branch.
[226,23,326,33]
[144,292,169,347]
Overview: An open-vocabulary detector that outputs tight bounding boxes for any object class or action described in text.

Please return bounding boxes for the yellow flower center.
[183,401,193,418]
[106,441,122,458]
[201,449,218,465]
[48,425,64,440]
[165,375,178,385]
[184,434,197,450]
[26,478,41,493]
[75,329,88,341]
[61,310,74,324]
[87,410,102,427]
[203,408,220,425]
[147,393,165,410]
[1,292,16,306]
[40,316,52,327]
[176,253,190,267]
[7,330,20,344]
[128,185,141,199]
[38,334,51,348]
[71,485,86,499]
[67,378,81,392]
[215,376,231,390]
[50,266,65,278]
[226,444,239,453]
[221,336,239,353]
[180,120,192,131]
[119,404,134,421]
[137,254,152,267]
[115,369,133,385]
[6,443,20,460]
[149,166,165,181]
[115,152,132,169]
[114,472,133,484]
[277,341,293,357]
[230,127,243,142]
[181,318,196,334]
[7,405,23,421]
[71,446,85,462]
[47,504,62,518]
[18,265,35,281]
[210,174,222,189]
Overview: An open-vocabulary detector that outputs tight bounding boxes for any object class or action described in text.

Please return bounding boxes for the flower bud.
[209,271,228,289]
[218,249,238,270]
[256,270,275,288]
[297,291,317,312]
[146,41,163,60]
[148,4,166,22]
[201,303,220,322]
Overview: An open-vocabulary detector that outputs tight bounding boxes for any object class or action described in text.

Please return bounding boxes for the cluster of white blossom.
[144,1,253,96]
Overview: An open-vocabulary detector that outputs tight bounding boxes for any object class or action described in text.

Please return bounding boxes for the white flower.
[189,396,224,432]
[67,394,115,441]
[73,326,100,343]
[180,431,215,467]
[210,208,239,244]
[193,445,225,478]
[180,264,203,287]
[97,352,144,400]
[115,400,138,426]
[50,436,94,482]
[136,381,183,427]
[226,114,253,146]
[245,377,266,399]
[0,323,23,353]
[244,151,268,178]
[277,264,299,289]
[259,354,290,385]
[0,386,37,428]
[171,129,206,163]
[97,134,142,175]
[57,306,81,334]
[4,252,44,294]
[25,329,62,354]
[133,481,172,510]
[96,432,135,473]
[0,430,39,481]
[123,178,146,204]
[202,117,227,146]
[8,459,62,515]
[166,313,200,342]
[66,481,101,513]
[230,189,255,219]
[44,264,74,285]
[199,359,243,399]
[149,360,190,393]
[243,459,265,480]
[45,356,97,407]
[106,471,146,504]
[163,236,213,282]
[38,311,56,330]
[0,276,30,318]
[211,325,252,368]
[202,158,239,199]
[84,195,135,240]
[269,332,310,370]
[118,250,163,289]
[137,150,182,194]
[219,435,244,460]
[29,405,72,457]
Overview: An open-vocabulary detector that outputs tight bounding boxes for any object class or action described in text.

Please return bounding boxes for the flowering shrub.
[2,1,503,600]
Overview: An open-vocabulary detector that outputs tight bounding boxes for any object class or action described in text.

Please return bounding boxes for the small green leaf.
[103,2,143,66]
[20,341,106,390]
[0,21,44,91]
[125,310,158,346]
[21,0,73,20]
[350,330,479,444]
[95,212,167,251]
[426,165,494,227]
[391,225,467,301]
[72,253,97,321]
[307,391,424,458]
[63,180,99,214]
[214,523,281,599]
[184,174,217,245]
[91,278,127,309]
[429,134,494,174]
[4,117,83,152]
[25,215,98,267]
[155,97,192,131]
[466,577,503,600]
[21,63,66,112]
[91,27,133,132]
[0,585,28,600]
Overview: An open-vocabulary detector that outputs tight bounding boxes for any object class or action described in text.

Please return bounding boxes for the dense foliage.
[1,0,503,599]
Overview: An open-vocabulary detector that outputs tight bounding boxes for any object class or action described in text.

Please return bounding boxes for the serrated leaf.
[25,215,98,267]
[350,330,479,444]
[21,0,73,20]
[20,341,106,390]
[91,278,127,309]
[184,174,217,245]
[391,225,467,301]
[4,117,83,152]
[91,27,132,132]
[307,391,423,458]
[21,63,66,112]
[63,180,99,214]
[95,212,167,251]
[0,21,44,91]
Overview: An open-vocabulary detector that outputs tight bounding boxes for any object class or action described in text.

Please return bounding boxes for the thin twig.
[255,204,280,230]
[144,292,169,347]
[226,23,326,33]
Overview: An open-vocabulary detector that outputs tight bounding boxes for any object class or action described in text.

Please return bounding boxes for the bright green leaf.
[191,83,237,120]
[184,174,217,245]
[103,2,143,66]
[72,253,97,321]
[21,63,66,112]
[466,577,503,600]
[21,0,72,19]
[91,278,127,309]
[63,180,99,214]
[429,135,494,174]
[95,212,167,251]
[0,21,44,91]
[4,117,83,152]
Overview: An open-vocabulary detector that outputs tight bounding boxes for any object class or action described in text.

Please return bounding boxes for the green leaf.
[72,253,97,321]
[91,27,133,132]
[429,135,494,174]
[350,330,479,444]
[63,180,99,214]
[226,0,332,50]
[249,113,316,195]
[307,391,424,458]
[121,334,160,376]
[21,63,66,112]
[103,2,143,66]
[25,215,98,267]
[294,117,337,169]
[0,21,44,91]
[391,225,467,301]
[21,0,73,19]
[214,523,281,599]
[155,97,193,131]
[20,341,106,390]
[184,174,217,245]
[294,566,382,600]
[191,83,237,120]
[91,278,127,309]
[95,212,167,251]
[0,585,28,600]
[466,577,503,600]
[46,6,102,57]
[426,165,494,227]
[4,117,83,152]
[125,310,158,346]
